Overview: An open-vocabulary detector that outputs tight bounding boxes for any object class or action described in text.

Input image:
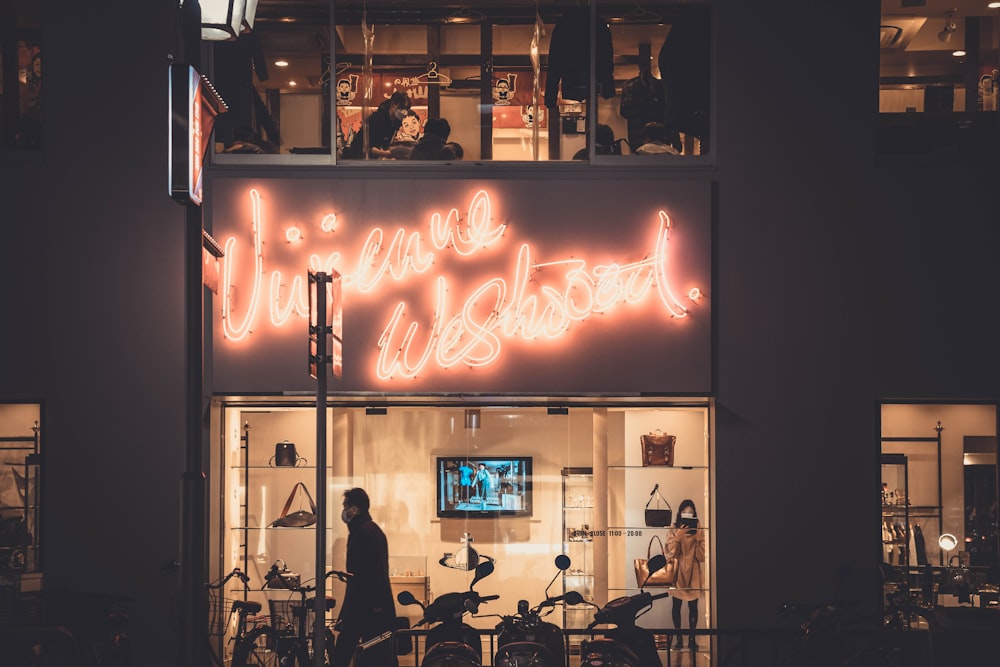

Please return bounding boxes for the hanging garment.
[544,6,615,107]
[913,524,928,566]
[657,5,710,143]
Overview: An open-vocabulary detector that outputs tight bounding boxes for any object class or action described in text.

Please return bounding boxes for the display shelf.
[562,467,594,638]
[229,465,316,471]
[0,420,41,574]
[607,465,709,470]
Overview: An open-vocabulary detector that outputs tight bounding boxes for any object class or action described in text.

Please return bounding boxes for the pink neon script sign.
[220,188,703,380]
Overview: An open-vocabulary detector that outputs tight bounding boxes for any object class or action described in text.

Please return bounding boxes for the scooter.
[493,554,573,667]
[576,553,672,667]
[397,560,499,667]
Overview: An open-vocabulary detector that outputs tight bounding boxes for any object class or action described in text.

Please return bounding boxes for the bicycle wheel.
[232,626,309,667]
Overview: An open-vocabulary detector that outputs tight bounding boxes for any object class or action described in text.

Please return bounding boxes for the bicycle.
[207,567,262,667]
[230,568,350,667]
[39,589,133,667]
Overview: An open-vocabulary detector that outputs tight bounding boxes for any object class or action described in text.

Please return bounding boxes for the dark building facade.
[1,2,999,666]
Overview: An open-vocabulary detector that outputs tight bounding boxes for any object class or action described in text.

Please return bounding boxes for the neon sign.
[219,188,703,381]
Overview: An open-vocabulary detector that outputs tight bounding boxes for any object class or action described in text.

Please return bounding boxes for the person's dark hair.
[443,141,463,159]
[389,91,411,108]
[641,121,669,145]
[674,498,697,527]
[344,487,371,512]
[423,117,451,140]
[595,123,615,148]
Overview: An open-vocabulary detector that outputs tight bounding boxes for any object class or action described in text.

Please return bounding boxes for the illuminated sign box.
[209,178,712,394]
[168,64,227,206]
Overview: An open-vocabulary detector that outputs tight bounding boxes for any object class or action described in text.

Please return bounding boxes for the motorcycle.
[575,553,672,667]
[493,554,574,667]
[397,560,499,667]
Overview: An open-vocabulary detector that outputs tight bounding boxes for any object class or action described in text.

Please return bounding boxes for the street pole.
[309,271,332,667]
[178,3,207,666]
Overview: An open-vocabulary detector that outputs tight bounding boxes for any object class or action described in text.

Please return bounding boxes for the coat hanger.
[622,2,662,23]
[415,61,452,85]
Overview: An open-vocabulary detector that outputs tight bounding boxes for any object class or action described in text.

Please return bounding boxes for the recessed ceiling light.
[989,2,1000,9]
[952,50,966,57]
[274,59,289,67]
[288,80,297,87]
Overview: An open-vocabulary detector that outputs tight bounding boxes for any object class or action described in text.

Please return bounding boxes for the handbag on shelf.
[633,535,678,587]
[640,430,676,466]
[265,560,301,589]
[644,484,673,527]
[270,441,307,467]
[270,482,318,528]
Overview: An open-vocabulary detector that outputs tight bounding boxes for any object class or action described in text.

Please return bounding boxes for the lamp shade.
[241,0,259,33]
[201,0,248,41]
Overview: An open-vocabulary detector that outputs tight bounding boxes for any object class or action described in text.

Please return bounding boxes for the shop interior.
[211,398,713,663]
[880,402,999,619]
[209,1,711,161]
[0,403,42,601]
[879,0,1000,154]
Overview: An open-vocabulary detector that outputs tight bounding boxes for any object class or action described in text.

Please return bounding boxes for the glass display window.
[212,397,715,661]
[209,1,712,163]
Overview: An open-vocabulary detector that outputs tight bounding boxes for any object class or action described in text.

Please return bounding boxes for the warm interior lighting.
[288,80,298,87]
[938,12,958,43]
[274,60,289,68]
[464,409,481,430]
[939,533,959,551]
[285,227,302,243]
[989,2,1000,9]
[952,50,966,57]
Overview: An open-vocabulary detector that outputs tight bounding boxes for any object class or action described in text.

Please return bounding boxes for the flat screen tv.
[436,456,532,518]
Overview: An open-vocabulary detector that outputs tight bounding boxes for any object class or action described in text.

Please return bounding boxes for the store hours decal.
[218,187,703,381]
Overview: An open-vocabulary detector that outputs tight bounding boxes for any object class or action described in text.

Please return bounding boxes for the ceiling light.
[288,80,297,87]
[952,49,966,57]
[989,2,1000,9]
[274,59,289,68]
[938,12,958,43]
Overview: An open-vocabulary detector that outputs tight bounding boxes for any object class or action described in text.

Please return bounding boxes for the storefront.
[204,174,717,661]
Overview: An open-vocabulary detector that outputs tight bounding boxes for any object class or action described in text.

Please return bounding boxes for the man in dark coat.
[331,487,395,666]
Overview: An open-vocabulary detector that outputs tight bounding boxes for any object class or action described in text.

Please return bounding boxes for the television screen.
[436,456,532,518]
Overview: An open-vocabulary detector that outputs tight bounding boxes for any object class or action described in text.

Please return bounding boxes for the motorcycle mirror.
[397,591,420,606]
[471,560,494,587]
[563,591,585,606]
[554,554,572,571]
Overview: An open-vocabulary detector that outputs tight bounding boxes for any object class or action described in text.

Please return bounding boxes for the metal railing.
[366,625,936,667]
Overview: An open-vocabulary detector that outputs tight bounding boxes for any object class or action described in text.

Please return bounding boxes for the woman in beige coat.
[665,499,705,651]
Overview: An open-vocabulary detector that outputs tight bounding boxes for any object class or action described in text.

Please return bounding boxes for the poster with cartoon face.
[493,74,516,105]
[336,74,359,105]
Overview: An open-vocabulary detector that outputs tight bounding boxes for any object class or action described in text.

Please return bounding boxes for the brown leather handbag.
[633,535,678,587]
[640,430,676,466]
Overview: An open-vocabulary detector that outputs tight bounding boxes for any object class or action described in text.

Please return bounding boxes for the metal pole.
[314,273,329,667]
[178,4,207,665]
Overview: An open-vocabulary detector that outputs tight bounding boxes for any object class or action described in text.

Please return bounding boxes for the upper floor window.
[209,1,711,164]
[880,2,1000,156]
[0,5,41,150]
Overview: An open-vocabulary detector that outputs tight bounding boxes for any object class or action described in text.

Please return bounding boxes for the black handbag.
[644,484,672,527]
[270,441,306,467]
[265,560,301,589]
[270,482,318,528]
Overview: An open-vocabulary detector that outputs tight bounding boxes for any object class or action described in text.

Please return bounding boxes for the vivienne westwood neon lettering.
[220,188,700,378]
